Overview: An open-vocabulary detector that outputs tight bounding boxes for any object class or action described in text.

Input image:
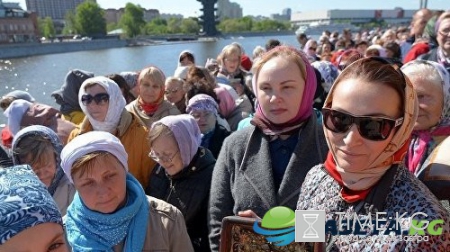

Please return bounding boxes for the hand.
[237,210,261,220]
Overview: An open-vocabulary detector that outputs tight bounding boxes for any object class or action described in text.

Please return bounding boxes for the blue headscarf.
[11,125,65,196]
[0,165,63,245]
[61,131,149,251]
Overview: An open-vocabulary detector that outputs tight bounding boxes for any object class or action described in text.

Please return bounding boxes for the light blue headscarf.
[61,131,149,251]
[0,165,62,245]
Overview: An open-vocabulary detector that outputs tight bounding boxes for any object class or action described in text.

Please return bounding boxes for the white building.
[291,8,416,26]
[217,0,242,20]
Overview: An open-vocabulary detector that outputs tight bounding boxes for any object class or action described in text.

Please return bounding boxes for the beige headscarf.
[323,62,419,191]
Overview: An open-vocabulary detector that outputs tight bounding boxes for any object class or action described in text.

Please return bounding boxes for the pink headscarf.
[251,46,317,136]
[214,86,236,118]
[152,115,202,167]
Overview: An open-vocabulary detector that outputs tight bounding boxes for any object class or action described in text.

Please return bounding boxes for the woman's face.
[437,19,450,54]
[73,155,127,214]
[410,76,444,130]
[84,84,109,122]
[327,78,401,172]
[22,149,56,188]
[322,43,331,54]
[256,56,305,124]
[224,53,240,73]
[139,76,162,103]
[190,109,216,134]
[151,134,184,175]
[165,80,185,104]
[1,223,68,252]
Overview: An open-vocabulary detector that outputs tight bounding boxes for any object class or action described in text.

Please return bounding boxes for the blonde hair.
[71,151,122,179]
[138,66,166,87]
[218,44,242,65]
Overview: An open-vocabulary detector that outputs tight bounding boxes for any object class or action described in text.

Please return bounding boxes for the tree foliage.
[62,10,76,35]
[75,0,106,36]
[120,3,145,38]
[144,18,168,35]
[38,17,55,38]
[218,16,289,33]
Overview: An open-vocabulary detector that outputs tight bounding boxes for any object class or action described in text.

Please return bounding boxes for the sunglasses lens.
[359,118,393,141]
[81,93,109,105]
[323,109,352,133]
[81,95,92,105]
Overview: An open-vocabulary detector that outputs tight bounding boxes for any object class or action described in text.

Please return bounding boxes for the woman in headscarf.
[186,94,230,158]
[214,86,243,131]
[12,125,75,216]
[402,60,450,203]
[0,165,68,251]
[296,57,450,249]
[61,131,193,251]
[303,39,320,62]
[146,114,216,252]
[0,90,35,111]
[208,46,328,251]
[51,69,93,124]
[4,99,76,146]
[126,66,180,128]
[68,76,155,188]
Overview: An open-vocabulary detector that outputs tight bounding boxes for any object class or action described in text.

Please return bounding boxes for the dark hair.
[265,39,281,51]
[186,66,216,89]
[184,79,219,104]
[384,42,402,59]
[179,51,195,64]
[105,74,136,104]
[332,58,405,113]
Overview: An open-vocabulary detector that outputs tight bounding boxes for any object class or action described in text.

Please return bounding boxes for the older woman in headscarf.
[0,165,69,251]
[146,114,216,252]
[51,69,93,124]
[126,66,180,128]
[303,39,320,62]
[61,131,193,251]
[68,76,155,188]
[186,94,230,158]
[296,57,450,250]
[12,125,75,216]
[208,46,328,251]
[402,60,450,203]
[3,99,76,146]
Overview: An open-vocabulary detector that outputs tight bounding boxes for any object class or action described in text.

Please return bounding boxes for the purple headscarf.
[186,94,218,116]
[152,115,202,167]
[251,46,317,136]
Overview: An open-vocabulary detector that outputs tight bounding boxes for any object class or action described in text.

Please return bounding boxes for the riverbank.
[0,39,127,59]
[0,30,295,59]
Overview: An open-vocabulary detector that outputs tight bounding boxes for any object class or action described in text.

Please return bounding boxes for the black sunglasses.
[81,93,109,106]
[322,108,403,141]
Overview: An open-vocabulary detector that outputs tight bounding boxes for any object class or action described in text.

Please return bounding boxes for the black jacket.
[146,147,216,252]
[207,123,230,159]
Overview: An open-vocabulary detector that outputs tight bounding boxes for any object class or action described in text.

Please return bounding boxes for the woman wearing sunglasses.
[297,58,450,249]
[67,76,155,189]
[146,114,216,252]
[209,46,329,251]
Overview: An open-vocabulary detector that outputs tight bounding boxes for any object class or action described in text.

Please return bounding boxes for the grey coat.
[208,115,328,251]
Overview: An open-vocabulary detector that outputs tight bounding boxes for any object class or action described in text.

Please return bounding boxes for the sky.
[15,0,449,18]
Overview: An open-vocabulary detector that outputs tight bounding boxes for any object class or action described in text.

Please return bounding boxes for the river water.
[0,34,301,124]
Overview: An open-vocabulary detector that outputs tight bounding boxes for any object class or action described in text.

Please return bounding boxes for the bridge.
[197,0,219,36]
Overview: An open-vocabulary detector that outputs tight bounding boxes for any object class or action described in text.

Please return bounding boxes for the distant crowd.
[0,7,449,252]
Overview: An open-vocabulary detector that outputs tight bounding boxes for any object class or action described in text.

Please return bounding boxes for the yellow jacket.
[68,109,156,188]
[63,111,85,125]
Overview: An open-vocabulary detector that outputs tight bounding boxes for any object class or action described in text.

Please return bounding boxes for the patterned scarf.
[323,63,418,192]
[65,174,149,251]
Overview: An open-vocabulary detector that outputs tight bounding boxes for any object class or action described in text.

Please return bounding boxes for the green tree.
[180,18,199,34]
[75,0,106,36]
[167,18,182,34]
[39,17,55,38]
[106,22,119,32]
[119,3,145,38]
[144,18,168,35]
[62,10,77,35]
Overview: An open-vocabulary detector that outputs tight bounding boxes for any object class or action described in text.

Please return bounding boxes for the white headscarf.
[60,131,128,183]
[3,99,32,135]
[79,76,126,133]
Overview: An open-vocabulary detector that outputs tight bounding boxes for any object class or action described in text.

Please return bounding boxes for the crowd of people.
[1,7,450,252]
